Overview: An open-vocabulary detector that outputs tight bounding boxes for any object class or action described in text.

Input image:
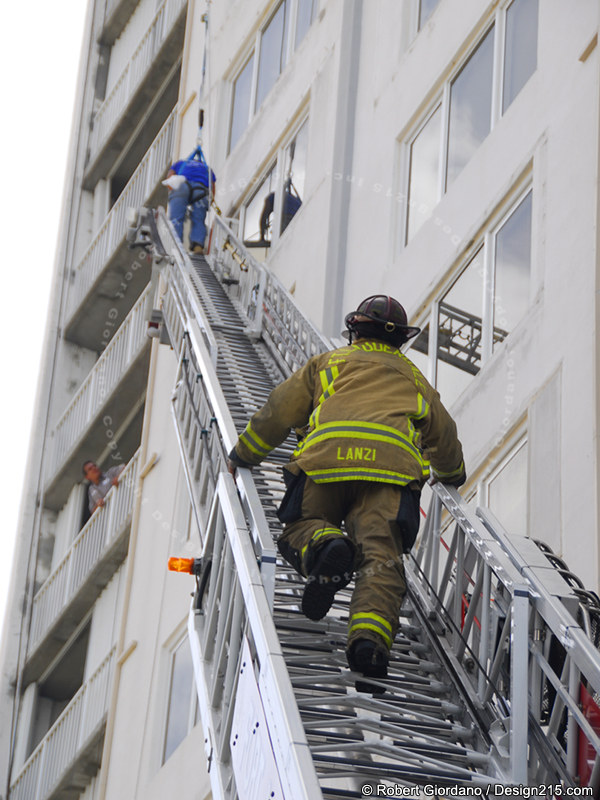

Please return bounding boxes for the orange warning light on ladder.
[168,557,195,574]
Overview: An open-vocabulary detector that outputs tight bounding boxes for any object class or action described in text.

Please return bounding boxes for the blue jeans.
[168,182,209,246]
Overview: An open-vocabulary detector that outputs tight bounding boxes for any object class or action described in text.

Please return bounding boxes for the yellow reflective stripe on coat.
[306,466,422,484]
[240,423,272,458]
[319,366,339,401]
[300,367,340,453]
[432,460,465,479]
[298,420,427,466]
[349,612,393,648]
[412,393,430,421]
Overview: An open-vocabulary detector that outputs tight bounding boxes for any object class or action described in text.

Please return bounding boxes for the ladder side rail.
[477,506,600,694]
[210,215,267,338]
[159,254,277,595]
[408,485,537,782]
[423,484,600,786]
[155,210,219,363]
[188,472,322,800]
[208,214,333,374]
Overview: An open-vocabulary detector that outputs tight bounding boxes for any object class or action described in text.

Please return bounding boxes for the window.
[418,0,440,29]
[493,191,532,349]
[446,28,494,188]
[256,2,290,111]
[409,189,532,407]
[503,0,539,113]
[162,636,198,763]
[228,1,318,152]
[295,0,318,48]
[404,0,538,243]
[406,105,442,243]
[243,165,277,244]
[229,55,255,154]
[280,119,307,233]
[241,119,309,246]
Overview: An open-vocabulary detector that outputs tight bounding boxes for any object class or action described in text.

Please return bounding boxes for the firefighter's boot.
[302,538,355,621]
[347,638,389,694]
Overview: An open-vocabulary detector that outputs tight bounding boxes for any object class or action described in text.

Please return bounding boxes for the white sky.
[0,3,88,636]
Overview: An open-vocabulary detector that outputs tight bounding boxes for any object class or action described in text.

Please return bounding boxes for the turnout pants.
[277,472,421,651]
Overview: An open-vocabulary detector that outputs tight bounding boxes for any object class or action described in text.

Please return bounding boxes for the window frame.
[239,115,310,247]
[402,0,538,246]
[227,0,318,155]
[406,184,533,395]
[161,632,198,765]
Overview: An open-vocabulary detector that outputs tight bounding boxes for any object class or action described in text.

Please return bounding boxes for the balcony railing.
[68,109,176,320]
[89,0,186,164]
[10,648,116,800]
[49,288,150,482]
[30,452,139,660]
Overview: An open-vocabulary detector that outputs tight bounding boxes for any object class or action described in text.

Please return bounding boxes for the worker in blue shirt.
[165,148,216,254]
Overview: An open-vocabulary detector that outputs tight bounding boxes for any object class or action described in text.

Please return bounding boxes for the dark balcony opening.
[28,624,90,758]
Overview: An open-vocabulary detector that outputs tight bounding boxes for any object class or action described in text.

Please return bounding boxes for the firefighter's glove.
[227,447,253,476]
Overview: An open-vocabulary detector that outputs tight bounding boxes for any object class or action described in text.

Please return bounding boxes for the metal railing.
[410,483,600,790]
[153,210,278,597]
[149,209,600,793]
[30,452,140,654]
[89,0,186,162]
[69,109,176,318]
[49,288,150,481]
[188,474,322,800]
[210,214,328,374]
[9,647,116,800]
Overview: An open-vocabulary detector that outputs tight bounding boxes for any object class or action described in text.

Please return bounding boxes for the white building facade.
[1,0,599,798]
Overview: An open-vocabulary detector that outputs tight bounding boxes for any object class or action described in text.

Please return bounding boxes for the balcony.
[85,0,187,188]
[66,108,176,348]
[101,0,140,46]
[26,454,139,683]
[10,648,116,800]
[45,289,150,512]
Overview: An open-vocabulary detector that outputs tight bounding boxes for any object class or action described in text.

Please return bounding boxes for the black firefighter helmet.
[343,295,421,346]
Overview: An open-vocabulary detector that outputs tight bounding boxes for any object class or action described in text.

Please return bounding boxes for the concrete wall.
[101,343,210,799]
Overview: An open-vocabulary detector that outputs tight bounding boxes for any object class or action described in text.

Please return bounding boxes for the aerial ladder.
[132,205,600,798]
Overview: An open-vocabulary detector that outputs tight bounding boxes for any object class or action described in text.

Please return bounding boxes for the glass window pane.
[243,166,277,244]
[229,54,254,154]
[493,192,532,348]
[419,0,440,29]
[256,1,289,110]
[295,0,317,48]
[446,28,494,187]
[503,0,538,113]
[436,249,485,407]
[163,638,194,763]
[487,441,528,536]
[406,105,442,243]
[280,120,308,234]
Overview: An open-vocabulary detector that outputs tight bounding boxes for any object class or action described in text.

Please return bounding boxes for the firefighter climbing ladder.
[139,206,600,798]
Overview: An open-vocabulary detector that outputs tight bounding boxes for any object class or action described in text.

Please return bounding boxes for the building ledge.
[85,0,186,188]
[66,109,176,350]
[99,0,140,46]
[26,455,139,683]
[45,288,151,512]
[10,649,116,800]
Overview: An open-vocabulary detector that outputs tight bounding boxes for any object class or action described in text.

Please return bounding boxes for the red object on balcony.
[578,683,600,786]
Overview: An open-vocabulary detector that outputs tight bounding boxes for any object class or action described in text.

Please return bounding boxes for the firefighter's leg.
[276,475,355,620]
[345,483,420,688]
